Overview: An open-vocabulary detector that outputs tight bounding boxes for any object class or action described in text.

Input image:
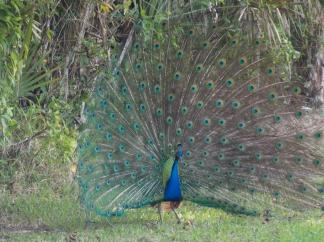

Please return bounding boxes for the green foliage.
[0,96,77,190]
[0,0,23,52]
[0,0,23,95]
[0,1,40,94]
[15,45,59,100]
[0,1,58,146]
[43,99,77,164]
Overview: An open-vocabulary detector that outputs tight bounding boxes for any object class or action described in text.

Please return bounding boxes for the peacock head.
[175,144,183,161]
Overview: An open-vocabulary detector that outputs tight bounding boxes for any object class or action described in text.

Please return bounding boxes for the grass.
[1,186,324,242]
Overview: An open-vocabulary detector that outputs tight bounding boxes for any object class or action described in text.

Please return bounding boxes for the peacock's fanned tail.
[77,14,324,217]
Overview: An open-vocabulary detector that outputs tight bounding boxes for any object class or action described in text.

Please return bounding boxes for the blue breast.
[164,159,182,201]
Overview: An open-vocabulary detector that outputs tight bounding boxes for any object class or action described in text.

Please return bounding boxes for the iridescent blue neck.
[164,145,182,201]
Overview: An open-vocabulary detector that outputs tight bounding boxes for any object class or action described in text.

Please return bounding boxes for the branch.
[0,129,47,157]
[116,26,135,69]
[61,2,94,100]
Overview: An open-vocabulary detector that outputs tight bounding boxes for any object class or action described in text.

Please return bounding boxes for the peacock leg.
[158,203,163,224]
[171,207,181,224]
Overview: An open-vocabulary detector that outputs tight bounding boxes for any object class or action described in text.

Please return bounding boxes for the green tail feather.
[77,12,324,217]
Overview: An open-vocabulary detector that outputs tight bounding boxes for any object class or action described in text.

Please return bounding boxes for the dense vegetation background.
[0,0,323,241]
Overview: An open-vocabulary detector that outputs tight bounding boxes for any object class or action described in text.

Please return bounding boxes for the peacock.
[77,13,324,223]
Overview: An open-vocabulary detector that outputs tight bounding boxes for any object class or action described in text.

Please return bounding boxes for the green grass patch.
[1,187,324,242]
